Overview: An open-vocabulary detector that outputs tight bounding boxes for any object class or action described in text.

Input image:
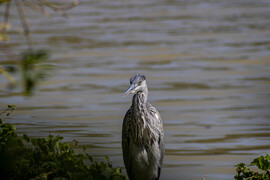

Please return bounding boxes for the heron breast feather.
[132,146,149,166]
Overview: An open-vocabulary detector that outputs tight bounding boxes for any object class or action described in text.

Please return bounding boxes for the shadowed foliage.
[0,105,126,180]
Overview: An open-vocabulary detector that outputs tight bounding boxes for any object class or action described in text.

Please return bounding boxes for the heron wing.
[147,102,165,179]
[148,103,163,132]
[122,108,134,178]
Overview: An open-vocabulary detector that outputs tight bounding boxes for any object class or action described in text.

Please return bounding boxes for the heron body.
[122,74,164,180]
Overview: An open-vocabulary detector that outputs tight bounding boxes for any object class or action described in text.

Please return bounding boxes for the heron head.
[123,74,146,96]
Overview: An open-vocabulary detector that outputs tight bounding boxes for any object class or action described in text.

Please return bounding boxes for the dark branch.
[15,0,33,51]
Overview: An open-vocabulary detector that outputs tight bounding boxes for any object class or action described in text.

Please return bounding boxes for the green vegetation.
[0,0,78,95]
[0,105,126,180]
[0,50,51,95]
[21,50,51,95]
[235,154,270,180]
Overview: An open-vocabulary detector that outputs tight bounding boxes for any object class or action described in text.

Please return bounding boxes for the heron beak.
[123,84,135,97]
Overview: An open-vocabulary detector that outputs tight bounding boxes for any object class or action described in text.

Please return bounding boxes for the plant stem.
[2,1,11,33]
[15,0,33,52]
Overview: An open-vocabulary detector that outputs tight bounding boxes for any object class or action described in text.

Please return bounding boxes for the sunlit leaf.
[235,155,270,180]
[0,22,11,30]
[0,0,11,4]
[0,33,9,41]
[251,155,270,171]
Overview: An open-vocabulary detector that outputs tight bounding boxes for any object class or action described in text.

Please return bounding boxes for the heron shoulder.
[146,102,162,123]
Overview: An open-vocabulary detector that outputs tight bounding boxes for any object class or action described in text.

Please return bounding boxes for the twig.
[0,66,16,86]
[38,1,50,17]
[40,0,78,11]
[22,0,50,17]
[40,0,78,18]
[15,0,33,51]
[2,0,11,33]
[0,104,16,117]
[202,173,207,180]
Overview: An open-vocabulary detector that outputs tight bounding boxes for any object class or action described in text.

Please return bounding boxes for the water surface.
[1,0,270,179]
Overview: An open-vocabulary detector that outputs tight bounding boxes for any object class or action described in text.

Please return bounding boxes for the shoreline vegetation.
[0,105,126,180]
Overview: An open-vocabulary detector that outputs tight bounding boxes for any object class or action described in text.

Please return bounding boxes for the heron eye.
[137,82,142,86]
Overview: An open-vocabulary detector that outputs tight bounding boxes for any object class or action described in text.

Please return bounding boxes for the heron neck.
[132,88,148,106]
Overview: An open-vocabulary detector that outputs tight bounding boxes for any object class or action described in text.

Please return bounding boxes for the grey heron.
[122,74,164,180]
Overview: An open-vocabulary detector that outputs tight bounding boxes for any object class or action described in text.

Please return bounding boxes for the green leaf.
[0,33,9,41]
[23,134,30,143]
[73,139,78,146]
[105,156,109,161]
[7,104,16,109]
[250,155,270,171]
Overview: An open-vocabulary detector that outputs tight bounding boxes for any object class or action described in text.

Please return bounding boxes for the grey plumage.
[122,74,164,180]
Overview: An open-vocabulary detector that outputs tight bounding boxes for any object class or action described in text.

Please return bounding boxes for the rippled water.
[1,0,270,179]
